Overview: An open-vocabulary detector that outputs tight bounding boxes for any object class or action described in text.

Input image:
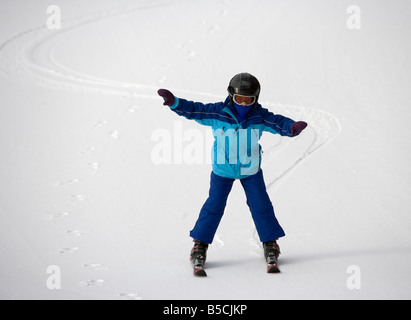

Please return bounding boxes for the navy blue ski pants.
[190,170,285,244]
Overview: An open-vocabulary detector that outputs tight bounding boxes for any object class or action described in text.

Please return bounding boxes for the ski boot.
[263,240,281,273]
[190,239,209,277]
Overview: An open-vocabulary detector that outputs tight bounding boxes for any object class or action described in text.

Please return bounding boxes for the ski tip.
[194,268,207,277]
[267,264,281,273]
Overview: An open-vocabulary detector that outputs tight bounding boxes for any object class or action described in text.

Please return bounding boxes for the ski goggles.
[233,94,256,106]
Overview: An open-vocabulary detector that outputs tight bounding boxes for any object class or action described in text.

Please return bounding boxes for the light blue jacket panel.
[170,97,295,179]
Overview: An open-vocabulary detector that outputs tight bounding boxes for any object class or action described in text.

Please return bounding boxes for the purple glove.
[158,89,175,106]
[291,121,308,137]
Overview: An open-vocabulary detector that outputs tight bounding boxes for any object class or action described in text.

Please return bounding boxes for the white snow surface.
[1,0,411,300]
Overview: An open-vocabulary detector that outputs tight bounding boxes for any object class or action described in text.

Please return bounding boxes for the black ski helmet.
[227,73,261,107]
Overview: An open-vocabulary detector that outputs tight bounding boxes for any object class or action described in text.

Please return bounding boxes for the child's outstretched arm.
[158,89,224,127]
[261,108,307,137]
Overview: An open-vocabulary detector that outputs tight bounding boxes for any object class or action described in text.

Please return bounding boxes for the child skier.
[158,73,307,275]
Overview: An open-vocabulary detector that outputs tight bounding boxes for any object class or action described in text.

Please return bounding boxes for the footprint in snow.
[186,50,196,61]
[205,25,220,34]
[66,230,83,237]
[108,130,120,139]
[79,147,96,155]
[157,75,167,84]
[119,293,143,300]
[80,279,105,287]
[88,162,100,172]
[59,247,79,254]
[83,263,109,271]
[127,105,141,113]
[71,194,89,203]
[49,212,70,220]
[56,179,80,187]
[92,120,108,129]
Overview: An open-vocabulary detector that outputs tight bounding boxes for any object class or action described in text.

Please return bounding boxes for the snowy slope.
[0,0,411,300]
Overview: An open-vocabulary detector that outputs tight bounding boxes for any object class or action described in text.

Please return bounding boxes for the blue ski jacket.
[169,96,295,179]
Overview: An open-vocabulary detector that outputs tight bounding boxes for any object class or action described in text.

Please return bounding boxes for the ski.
[267,262,281,273]
[191,258,207,277]
[266,256,281,273]
[193,265,207,277]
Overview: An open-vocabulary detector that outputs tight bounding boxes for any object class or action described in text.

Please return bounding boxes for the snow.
[1,0,410,300]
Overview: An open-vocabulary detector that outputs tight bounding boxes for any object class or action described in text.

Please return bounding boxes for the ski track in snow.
[0,1,340,298]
